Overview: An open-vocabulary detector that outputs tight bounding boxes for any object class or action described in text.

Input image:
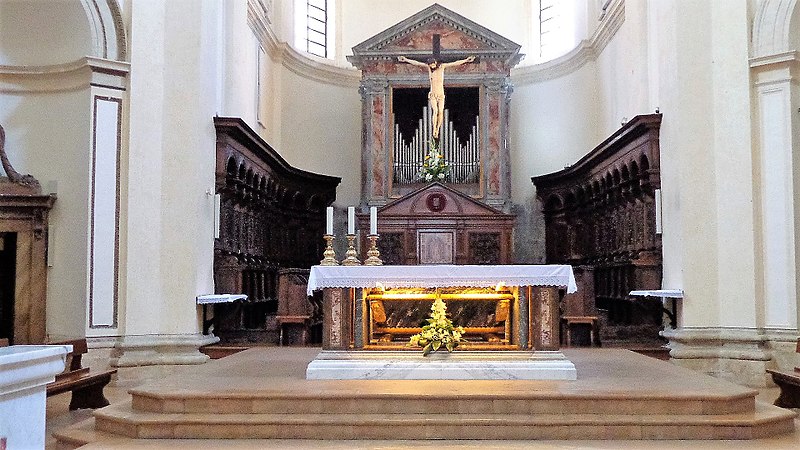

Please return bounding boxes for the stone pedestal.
[0,345,70,449]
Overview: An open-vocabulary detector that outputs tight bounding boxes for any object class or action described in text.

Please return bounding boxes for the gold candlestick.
[364,234,383,266]
[320,234,339,266]
[342,234,361,266]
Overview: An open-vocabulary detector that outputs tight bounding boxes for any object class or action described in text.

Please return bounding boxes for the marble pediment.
[348,3,522,69]
[378,182,510,218]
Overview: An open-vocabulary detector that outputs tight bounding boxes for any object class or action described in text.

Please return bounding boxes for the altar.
[305,264,578,380]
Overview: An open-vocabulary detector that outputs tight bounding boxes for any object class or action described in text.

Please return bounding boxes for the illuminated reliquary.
[365,286,514,348]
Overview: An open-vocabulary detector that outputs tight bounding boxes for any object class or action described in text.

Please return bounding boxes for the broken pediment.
[348,3,522,69]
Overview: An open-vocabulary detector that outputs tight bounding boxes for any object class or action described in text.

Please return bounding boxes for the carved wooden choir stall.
[213,117,339,344]
[533,114,664,346]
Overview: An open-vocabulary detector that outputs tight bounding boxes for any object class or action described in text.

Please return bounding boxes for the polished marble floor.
[45,346,800,449]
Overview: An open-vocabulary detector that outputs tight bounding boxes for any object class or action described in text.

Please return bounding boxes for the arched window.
[294,0,335,59]
[533,0,580,63]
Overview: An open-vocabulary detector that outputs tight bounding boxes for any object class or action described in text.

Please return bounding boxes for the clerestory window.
[533,0,579,63]
[295,0,334,59]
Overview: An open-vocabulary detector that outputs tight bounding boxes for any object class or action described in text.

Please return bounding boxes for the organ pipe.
[392,108,480,184]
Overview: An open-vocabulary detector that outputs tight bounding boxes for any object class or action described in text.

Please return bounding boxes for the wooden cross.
[405,34,479,65]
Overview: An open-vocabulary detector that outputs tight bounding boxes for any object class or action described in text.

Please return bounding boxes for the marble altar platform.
[52,347,797,446]
[306,350,577,380]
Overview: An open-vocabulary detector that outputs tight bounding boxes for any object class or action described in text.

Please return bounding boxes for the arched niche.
[0,0,126,66]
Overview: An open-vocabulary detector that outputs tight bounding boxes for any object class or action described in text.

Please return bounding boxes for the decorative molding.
[80,0,127,61]
[109,333,220,367]
[662,327,798,359]
[752,0,798,59]
[0,57,129,94]
[347,3,523,69]
[512,0,625,84]
[248,5,360,89]
[749,50,800,69]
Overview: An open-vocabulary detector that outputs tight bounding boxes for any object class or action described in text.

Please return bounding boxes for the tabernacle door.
[418,230,455,264]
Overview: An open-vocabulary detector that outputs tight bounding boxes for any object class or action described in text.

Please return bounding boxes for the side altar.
[305,264,578,380]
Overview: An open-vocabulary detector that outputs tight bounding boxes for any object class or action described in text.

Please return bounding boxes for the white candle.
[347,206,355,235]
[370,206,377,235]
[326,206,333,235]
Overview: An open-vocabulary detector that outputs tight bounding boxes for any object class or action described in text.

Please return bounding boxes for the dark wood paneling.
[533,114,663,339]
[213,117,340,341]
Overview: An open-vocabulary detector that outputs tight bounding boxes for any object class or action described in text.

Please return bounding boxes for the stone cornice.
[0,57,129,93]
[749,50,800,69]
[512,0,625,84]
[247,5,360,89]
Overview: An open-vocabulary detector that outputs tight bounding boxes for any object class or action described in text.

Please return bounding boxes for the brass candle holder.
[364,234,383,266]
[342,234,361,266]
[320,234,339,266]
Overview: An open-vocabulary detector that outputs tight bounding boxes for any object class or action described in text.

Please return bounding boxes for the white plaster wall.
[649,0,757,328]
[0,0,98,340]
[595,1,652,134]
[219,0,259,127]
[123,0,219,336]
[277,68,361,205]
[510,63,602,195]
[0,91,91,340]
[0,0,91,66]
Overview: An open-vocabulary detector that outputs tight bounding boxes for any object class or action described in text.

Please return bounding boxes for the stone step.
[92,401,797,440]
[129,385,756,416]
[51,418,121,450]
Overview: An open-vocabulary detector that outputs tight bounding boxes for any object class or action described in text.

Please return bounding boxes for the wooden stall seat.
[767,338,800,409]
[46,338,117,410]
[561,316,600,347]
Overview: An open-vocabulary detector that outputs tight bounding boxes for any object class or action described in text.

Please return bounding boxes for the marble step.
[128,381,757,416]
[93,401,796,441]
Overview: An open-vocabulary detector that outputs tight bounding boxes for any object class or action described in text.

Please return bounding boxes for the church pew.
[767,338,800,409]
[46,338,117,410]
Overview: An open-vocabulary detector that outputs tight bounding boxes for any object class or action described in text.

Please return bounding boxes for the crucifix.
[397,35,477,144]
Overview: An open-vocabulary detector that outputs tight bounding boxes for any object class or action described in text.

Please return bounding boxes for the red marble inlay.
[388,21,486,51]
[488,96,500,194]
[372,96,385,196]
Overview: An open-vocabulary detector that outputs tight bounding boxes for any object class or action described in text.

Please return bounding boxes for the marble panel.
[306,350,576,380]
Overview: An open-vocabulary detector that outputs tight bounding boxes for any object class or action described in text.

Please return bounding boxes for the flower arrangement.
[419,141,449,182]
[408,297,465,355]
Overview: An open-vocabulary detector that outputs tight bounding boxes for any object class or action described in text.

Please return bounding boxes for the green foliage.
[419,140,449,182]
[407,297,465,356]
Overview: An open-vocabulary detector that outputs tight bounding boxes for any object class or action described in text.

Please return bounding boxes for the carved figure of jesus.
[397,55,476,142]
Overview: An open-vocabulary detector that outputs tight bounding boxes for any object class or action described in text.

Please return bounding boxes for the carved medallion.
[426,193,447,212]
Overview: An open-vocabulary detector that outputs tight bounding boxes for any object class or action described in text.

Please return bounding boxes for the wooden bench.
[767,338,800,409]
[46,338,117,410]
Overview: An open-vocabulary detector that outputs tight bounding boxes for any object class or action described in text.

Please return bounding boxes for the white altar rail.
[308,264,577,295]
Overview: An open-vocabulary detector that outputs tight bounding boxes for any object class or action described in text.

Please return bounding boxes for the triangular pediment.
[379,182,511,217]
[348,4,521,68]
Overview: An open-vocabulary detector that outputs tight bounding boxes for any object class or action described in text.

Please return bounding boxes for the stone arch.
[752,0,799,58]
[80,0,127,61]
[0,0,126,66]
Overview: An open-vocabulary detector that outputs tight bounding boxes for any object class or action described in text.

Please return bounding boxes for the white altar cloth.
[307,264,577,295]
